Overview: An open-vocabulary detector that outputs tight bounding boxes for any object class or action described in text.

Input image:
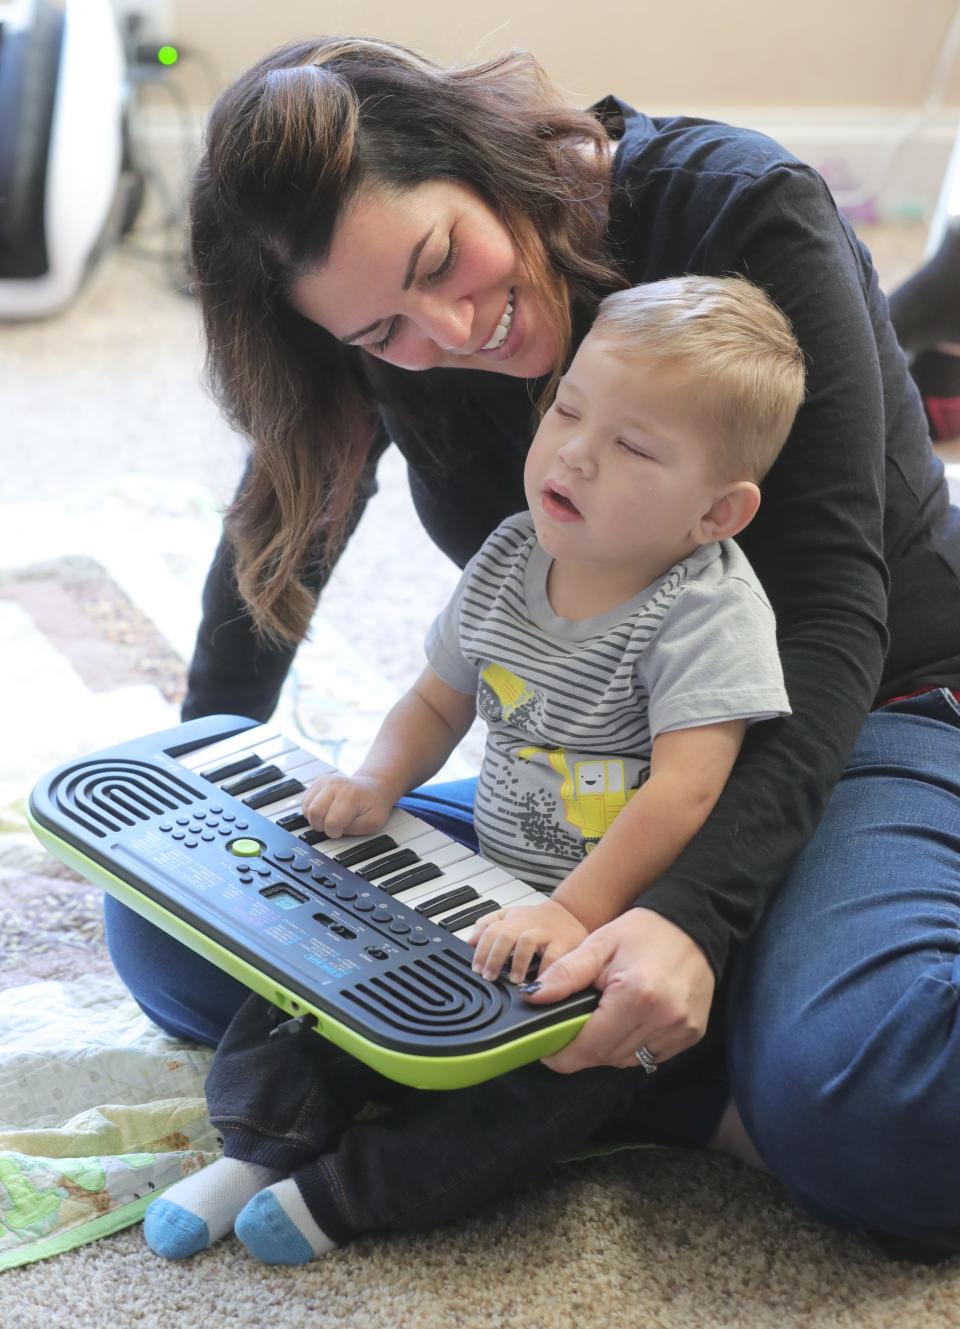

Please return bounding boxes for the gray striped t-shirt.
[425,512,791,891]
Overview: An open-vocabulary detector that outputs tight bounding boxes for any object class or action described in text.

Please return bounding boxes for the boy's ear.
[695,481,761,543]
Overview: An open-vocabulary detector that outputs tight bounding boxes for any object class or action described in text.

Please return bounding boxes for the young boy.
[144,275,804,1265]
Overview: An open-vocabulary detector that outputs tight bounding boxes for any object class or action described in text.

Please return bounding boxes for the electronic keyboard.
[28,715,598,1089]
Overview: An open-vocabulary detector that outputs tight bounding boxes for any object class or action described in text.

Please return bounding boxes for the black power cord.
[116,14,222,295]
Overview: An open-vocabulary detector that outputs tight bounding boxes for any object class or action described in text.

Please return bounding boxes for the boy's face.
[523,336,730,577]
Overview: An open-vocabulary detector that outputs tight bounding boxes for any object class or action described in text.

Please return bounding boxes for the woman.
[105,36,960,1261]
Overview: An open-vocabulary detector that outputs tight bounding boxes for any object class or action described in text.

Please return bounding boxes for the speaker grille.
[46,759,201,838]
[342,949,507,1039]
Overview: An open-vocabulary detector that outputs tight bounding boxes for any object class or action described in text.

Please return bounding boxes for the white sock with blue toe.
[144,1157,284,1259]
[235,1178,337,1265]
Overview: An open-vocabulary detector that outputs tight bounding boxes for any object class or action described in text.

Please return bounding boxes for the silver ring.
[634,1045,658,1075]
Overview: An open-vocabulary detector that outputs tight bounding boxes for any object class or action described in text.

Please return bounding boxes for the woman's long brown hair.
[190,36,624,644]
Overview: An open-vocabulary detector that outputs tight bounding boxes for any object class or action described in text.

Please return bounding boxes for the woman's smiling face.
[288,180,562,378]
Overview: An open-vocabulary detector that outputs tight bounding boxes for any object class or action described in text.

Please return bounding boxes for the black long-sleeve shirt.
[183,97,960,978]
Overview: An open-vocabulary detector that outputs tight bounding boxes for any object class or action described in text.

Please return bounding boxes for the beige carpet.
[3,222,960,1325]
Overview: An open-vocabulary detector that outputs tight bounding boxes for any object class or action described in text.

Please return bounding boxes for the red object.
[925,395,960,441]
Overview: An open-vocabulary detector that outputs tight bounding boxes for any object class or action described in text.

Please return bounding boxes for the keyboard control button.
[388,921,411,935]
[229,839,262,858]
[335,885,358,902]
[372,906,393,923]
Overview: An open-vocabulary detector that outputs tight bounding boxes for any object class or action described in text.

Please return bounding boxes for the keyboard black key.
[277,812,309,832]
[244,778,306,810]
[201,753,262,783]
[334,835,398,868]
[415,885,479,919]
[357,848,420,881]
[440,900,500,932]
[299,828,327,845]
[378,862,444,896]
[223,764,284,796]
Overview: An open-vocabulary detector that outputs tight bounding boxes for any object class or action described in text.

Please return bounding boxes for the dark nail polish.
[517,980,542,994]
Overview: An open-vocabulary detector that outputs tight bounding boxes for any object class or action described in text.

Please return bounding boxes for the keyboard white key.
[178,725,278,771]
[178,731,541,941]
[313,808,437,858]
[427,877,543,924]
[396,865,541,912]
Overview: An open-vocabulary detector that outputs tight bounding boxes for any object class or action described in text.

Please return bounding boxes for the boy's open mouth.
[541,484,583,521]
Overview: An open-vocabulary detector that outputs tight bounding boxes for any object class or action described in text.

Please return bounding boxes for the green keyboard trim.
[28,812,589,1090]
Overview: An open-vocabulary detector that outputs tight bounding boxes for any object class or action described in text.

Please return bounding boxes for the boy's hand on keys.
[468,899,588,984]
[301,774,393,839]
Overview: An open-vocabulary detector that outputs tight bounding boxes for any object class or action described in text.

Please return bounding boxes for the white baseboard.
[134,103,959,223]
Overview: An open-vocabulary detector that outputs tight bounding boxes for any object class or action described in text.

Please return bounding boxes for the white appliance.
[0,0,127,318]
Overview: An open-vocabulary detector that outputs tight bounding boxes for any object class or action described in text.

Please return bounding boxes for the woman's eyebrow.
[340,226,437,344]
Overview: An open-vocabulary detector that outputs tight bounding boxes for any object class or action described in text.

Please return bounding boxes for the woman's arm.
[523,157,896,1075]
[629,162,891,979]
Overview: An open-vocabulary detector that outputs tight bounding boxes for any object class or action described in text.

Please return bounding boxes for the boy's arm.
[354,665,477,801]
[302,665,476,836]
[470,718,749,983]
[549,719,748,934]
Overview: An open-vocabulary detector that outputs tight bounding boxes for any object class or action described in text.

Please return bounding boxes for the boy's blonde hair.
[591,275,806,483]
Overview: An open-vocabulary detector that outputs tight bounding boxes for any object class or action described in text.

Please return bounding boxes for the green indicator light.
[157,45,179,66]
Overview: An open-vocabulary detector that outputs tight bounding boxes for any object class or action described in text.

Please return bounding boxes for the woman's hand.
[521,908,716,1072]
[301,773,394,839]
[468,899,589,984]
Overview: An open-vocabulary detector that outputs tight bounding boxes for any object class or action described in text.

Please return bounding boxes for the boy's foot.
[235,1178,337,1265]
[143,1157,284,1259]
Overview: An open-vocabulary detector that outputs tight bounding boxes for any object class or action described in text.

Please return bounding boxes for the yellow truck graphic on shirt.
[479,663,538,722]
[517,746,636,847]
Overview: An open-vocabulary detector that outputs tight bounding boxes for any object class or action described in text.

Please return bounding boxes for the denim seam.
[210,1114,327,1154]
[316,1154,353,1230]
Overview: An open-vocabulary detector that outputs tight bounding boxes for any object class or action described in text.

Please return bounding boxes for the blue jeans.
[727,686,960,1239]
[103,689,960,1241]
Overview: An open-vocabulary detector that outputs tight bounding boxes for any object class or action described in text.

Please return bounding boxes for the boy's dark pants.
[205,993,719,1245]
